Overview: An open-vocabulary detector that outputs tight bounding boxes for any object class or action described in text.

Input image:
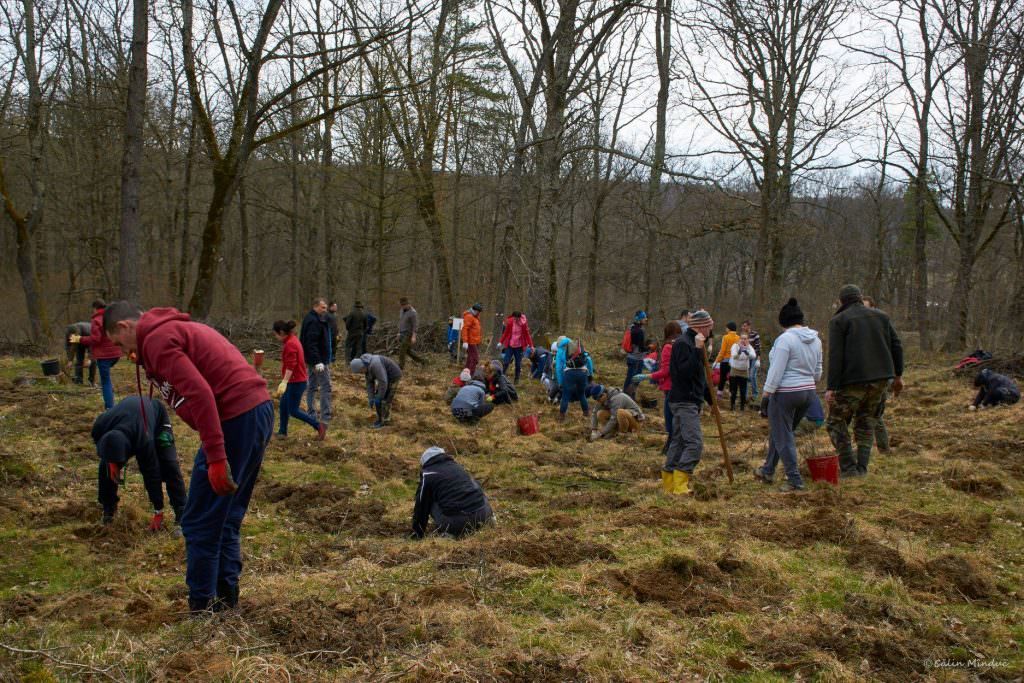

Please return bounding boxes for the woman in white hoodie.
[753,298,823,492]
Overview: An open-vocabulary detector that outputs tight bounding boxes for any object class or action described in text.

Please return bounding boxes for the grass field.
[0,334,1022,681]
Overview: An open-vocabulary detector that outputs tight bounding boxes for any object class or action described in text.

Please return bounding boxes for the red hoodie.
[280,333,308,383]
[499,314,534,349]
[79,309,123,360]
[137,308,271,465]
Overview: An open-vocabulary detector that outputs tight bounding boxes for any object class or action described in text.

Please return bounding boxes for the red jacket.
[137,308,271,465]
[648,340,675,392]
[281,334,308,383]
[79,309,123,360]
[499,314,534,350]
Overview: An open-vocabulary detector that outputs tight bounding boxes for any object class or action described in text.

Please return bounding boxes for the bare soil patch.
[445,531,617,568]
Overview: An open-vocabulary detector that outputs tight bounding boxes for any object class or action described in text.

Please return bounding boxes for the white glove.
[462,342,469,350]
[69,334,82,344]
[967,404,976,411]
[315,363,325,373]
[589,430,600,442]
[695,333,706,349]
[496,343,503,350]
[275,381,287,398]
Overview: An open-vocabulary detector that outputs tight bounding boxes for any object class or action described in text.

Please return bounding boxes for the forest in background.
[2,0,1023,352]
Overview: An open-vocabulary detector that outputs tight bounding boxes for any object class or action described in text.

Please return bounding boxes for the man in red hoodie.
[103,301,273,614]
[70,299,123,409]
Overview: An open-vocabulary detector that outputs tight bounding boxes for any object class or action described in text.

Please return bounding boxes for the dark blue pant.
[278,381,320,435]
[624,357,644,397]
[502,347,525,382]
[181,401,273,607]
[559,369,590,415]
[663,390,673,449]
[97,358,118,409]
[531,355,550,379]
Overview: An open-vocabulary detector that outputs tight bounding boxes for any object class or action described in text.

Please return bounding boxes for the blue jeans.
[749,364,760,397]
[759,390,813,487]
[624,357,644,397]
[97,358,118,409]
[181,400,273,607]
[502,347,525,382]
[559,369,590,415]
[278,381,320,435]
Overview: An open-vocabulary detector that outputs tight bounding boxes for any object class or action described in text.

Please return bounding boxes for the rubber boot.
[661,470,673,493]
[672,470,692,496]
[213,580,239,612]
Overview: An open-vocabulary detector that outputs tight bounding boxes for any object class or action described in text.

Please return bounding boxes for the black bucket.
[41,359,60,376]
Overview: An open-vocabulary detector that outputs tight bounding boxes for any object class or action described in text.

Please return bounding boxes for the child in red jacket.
[104,302,273,614]
[273,320,326,440]
[70,299,123,409]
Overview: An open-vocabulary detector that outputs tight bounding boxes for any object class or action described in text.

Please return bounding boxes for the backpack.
[620,329,632,354]
[565,340,588,370]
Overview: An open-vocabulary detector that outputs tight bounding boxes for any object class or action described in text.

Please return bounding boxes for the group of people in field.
[62,283,1019,615]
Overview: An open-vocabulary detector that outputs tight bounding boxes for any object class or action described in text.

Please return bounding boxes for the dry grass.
[0,341,1022,681]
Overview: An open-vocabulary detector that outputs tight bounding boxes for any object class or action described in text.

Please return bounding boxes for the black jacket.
[343,308,368,338]
[91,397,172,509]
[412,454,488,538]
[827,302,904,390]
[326,312,340,346]
[973,370,1020,406]
[300,309,331,366]
[668,328,711,405]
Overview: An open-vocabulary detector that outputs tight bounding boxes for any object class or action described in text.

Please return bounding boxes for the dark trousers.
[502,347,525,383]
[729,375,748,409]
[559,369,590,415]
[663,390,673,451]
[345,336,363,362]
[181,401,273,608]
[71,347,97,384]
[278,381,320,435]
[430,500,494,537]
[624,357,645,398]
[98,439,187,515]
[453,401,494,423]
[717,361,731,392]
[759,389,813,486]
[398,335,425,368]
[466,344,480,372]
[375,381,399,423]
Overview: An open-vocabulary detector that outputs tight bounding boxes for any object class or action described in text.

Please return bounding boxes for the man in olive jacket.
[825,284,904,478]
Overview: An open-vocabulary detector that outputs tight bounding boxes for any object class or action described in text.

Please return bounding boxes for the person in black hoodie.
[969,369,1020,409]
[411,447,494,538]
[663,310,714,496]
[301,298,333,423]
[92,396,187,529]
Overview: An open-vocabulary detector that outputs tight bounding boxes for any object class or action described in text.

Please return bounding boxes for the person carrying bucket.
[752,298,822,493]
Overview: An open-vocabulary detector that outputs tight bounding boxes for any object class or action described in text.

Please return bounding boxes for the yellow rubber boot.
[661,470,673,493]
[672,470,692,496]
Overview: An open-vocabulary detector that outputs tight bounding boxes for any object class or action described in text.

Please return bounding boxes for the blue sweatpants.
[181,400,273,607]
[278,381,320,435]
[559,369,590,415]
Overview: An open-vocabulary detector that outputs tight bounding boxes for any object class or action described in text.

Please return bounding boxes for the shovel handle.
[702,352,734,484]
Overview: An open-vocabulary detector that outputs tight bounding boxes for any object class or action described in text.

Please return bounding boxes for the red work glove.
[108,462,122,484]
[207,460,238,496]
[148,511,164,532]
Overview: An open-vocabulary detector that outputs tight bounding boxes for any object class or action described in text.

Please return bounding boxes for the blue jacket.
[554,338,594,385]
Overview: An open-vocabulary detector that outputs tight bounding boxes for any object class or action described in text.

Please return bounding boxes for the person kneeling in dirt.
[412,447,494,539]
[484,360,518,405]
[93,396,188,529]
[586,384,644,441]
[351,353,402,429]
[528,345,551,380]
[444,368,473,404]
[451,369,494,424]
[968,369,1020,410]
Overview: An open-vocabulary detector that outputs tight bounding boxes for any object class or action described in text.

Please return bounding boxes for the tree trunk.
[238,179,251,313]
[187,167,234,317]
[118,0,147,302]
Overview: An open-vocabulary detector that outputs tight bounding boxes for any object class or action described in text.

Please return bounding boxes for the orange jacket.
[715,331,740,364]
[461,310,482,345]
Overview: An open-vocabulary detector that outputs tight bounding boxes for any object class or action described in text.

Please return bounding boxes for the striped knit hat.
[687,309,714,332]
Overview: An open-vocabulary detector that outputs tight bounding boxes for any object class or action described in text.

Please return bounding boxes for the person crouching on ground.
[445,368,473,404]
[451,368,494,424]
[351,353,402,429]
[623,311,648,399]
[753,298,822,493]
[411,447,494,539]
[484,360,518,405]
[663,310,714,495]
[104,302,273,614]
[272,320,326,441]
[728,333,757,411]
[969,368,1020,409]
[92,395,187,529]
[555,337,595,421]
[586,384,645,441]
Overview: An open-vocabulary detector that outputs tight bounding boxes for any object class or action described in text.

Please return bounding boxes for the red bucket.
[517,414,540,436]
[806,455,839,486]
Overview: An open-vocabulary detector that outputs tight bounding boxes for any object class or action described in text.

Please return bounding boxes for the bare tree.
[117,0,146,301]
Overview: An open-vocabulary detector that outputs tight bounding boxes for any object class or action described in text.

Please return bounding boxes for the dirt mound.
[616,505,713,529]
[877,510,992,543]
[363,453,416,480]
[847,540,997,601]
[942,461,1008,497]
[747,507,855,547]
[846,537,913,577]
[486,653,582,682]
[409,582,477,606]
[36,499,98,527]
[604,552,753,616]
[71,508,148,551]
[257,480,352,509]
[0,593,42,620]
[257,481,405,536]
[547,490,633,510]
[446,531,617,568]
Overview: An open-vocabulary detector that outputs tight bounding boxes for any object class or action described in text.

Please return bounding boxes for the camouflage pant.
[826,380,889,475]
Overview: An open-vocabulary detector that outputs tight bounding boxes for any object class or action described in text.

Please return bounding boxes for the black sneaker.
[778,481,805,493]
[752,467,773,484]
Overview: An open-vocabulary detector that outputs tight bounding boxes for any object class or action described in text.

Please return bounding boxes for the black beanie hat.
[97,431,130,464]
[726,321,737,331]
[778,298,805,327]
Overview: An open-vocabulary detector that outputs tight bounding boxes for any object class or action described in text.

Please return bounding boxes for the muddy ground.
[0,341,1022,680]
